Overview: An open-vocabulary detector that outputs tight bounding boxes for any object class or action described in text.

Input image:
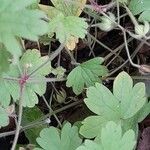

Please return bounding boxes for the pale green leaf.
[113,72,146,119]
[78,121,136,150]
[49,13,88,43]
[80,71,147,138]
[79,116,109,138]
[129,0,150,22]
[85,83,120,119]
[0,50,51,107]
[51,0,86,16]
[20,49,51,76]
[0,0,48,60]
[35,122,82,150]
[66,57,108,95]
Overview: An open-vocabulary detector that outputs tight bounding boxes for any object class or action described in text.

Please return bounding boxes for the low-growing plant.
[0,0,150,150]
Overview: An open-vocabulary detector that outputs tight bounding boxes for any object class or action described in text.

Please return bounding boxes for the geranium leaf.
[80,71,147,138]
[66,57,108,95]
[35,122,82,150]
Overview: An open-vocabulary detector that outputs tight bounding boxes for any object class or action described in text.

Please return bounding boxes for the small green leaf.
[51,0,86,16]
[78,121,136,150]
[35,122,82,150]
[49,13,88,43]
[66,57,108,95]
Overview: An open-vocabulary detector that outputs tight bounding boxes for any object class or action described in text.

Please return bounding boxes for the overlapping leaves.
[34,122,82,150]
[0,49,51,108]
[129,0,150,22]
[77,121,136,150]
[66,57,108,95]
[0,0,48,60]
[80,72,148,138]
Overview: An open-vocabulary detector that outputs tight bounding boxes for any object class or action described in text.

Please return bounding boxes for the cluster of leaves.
[80,72,149,138]
[0,49,51,128]
[35,121,136,150]
[0,0,150,149]
[34,72,149,150]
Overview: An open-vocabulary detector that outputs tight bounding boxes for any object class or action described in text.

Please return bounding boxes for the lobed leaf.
[0,0,48,60]
[66,57,108,95]
[78,122,136,150]
[0,50,51,107]
[35,122,82,150]
[80,71,147,138]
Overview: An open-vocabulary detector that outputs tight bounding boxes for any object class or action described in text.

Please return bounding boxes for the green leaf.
[0,0,48,60]
[129,0,150,22]
[0,48,11,74]
[79,116,109,139]
[0,50,51,107]
[80,71,147,138]
[113,72,146,119]
[22,106,46,144]
[20,49,51,76]
[77,121,136,150]
[48,12,88,43]
[66,57,108,95]
[35,122,82,150]
[0,106,9,128]
[51,0,86,16]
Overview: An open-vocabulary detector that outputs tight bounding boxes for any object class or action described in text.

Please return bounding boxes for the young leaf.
[51,0,87,16]
[48,12,88,43]
[39,0,88,49]
[66,57,108,95]
[0,0,48,60]
[0,49,51,107]
[129,0,150,22]
[77,121,136,150]
[34,122,82,150]
[80,71,147,138]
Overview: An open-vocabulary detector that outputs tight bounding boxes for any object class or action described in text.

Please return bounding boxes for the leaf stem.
[11,84,24,150]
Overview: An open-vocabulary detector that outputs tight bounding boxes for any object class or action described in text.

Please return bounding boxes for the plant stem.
[123,3,139,26]
[11,85,24,150]
[123,30,140,68]
[0,100,82,138]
